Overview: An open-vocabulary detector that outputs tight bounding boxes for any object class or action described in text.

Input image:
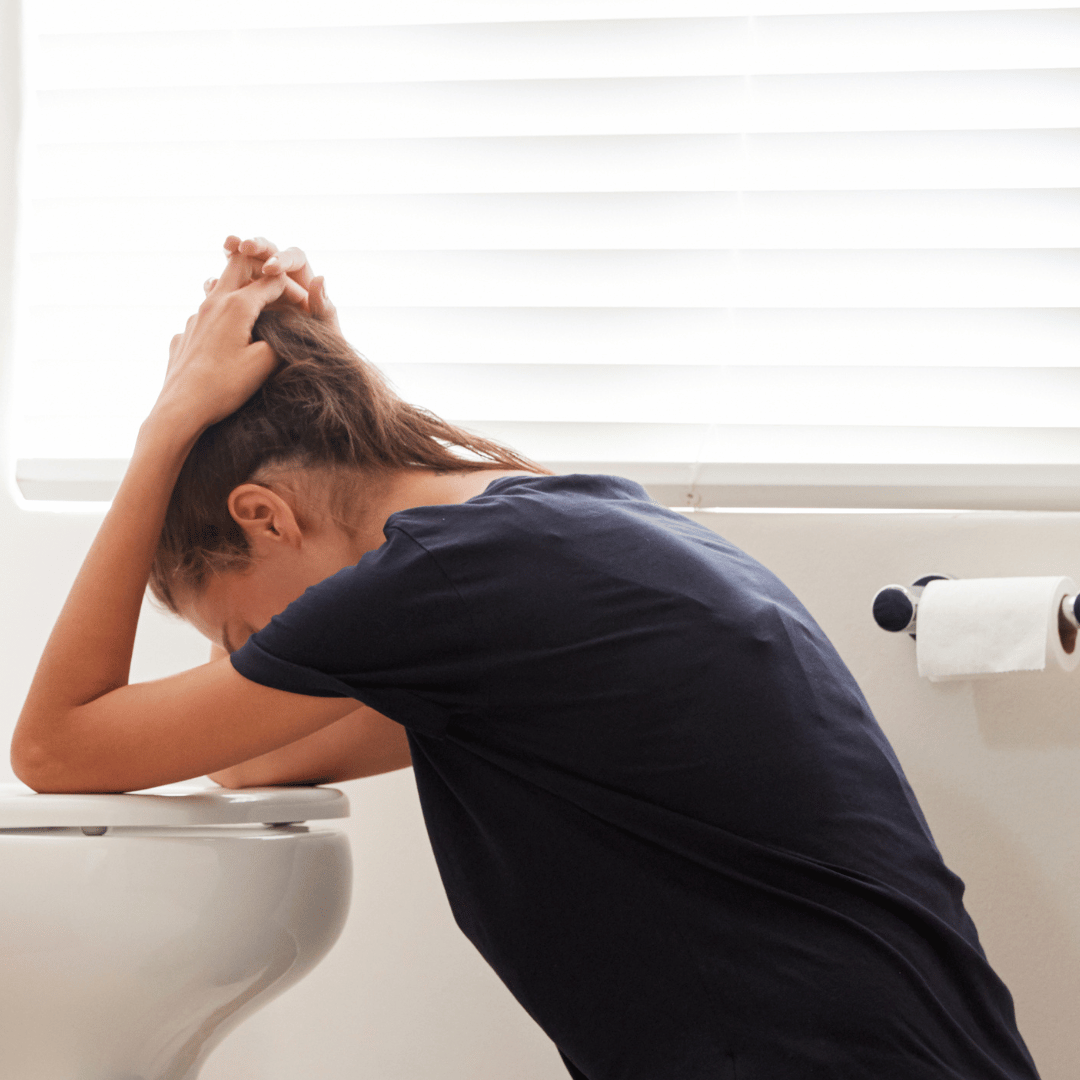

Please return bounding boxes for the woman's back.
[233,473,1039,1080]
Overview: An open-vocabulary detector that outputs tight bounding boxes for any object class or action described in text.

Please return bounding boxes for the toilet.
[0,781,352,1080]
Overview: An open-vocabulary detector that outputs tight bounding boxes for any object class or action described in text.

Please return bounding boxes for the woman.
[11,237,1039,1079]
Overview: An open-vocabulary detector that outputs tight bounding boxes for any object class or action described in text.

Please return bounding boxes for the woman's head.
[149,307,544,615]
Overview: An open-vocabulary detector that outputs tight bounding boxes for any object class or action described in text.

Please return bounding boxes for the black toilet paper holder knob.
[871,576,1080,639]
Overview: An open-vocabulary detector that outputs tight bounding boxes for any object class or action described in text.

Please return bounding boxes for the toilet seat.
[0,781,349,828]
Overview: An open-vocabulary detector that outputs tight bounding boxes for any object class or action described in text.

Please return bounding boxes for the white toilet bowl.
[0,782,352,1080]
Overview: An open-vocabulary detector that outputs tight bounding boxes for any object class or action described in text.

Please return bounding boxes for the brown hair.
[149,308,547,612]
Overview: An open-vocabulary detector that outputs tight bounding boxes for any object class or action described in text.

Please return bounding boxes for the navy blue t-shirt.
[232,474,1039,1080]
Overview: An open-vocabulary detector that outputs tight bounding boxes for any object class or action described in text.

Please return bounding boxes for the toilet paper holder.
[872,575,1080,639]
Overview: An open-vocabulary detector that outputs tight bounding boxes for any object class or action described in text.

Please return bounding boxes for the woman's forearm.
[202,646,411,787]
[208,704,412,788]
[17,412,200,726]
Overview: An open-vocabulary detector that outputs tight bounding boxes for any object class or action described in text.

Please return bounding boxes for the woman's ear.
[227,484,303,548]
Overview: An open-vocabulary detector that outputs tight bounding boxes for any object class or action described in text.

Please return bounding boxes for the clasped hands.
[206,235,338,329]
[154,235,335,434]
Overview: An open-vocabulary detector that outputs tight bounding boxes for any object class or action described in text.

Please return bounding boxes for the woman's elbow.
[10,753,46,793]
[10,732,59,793]
[10,737,98,794]
[10,708,87,793]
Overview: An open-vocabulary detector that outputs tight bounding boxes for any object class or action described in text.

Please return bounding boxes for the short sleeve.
[230,527,484,738]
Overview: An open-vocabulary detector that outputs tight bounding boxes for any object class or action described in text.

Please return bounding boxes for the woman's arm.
[10,247,357,793]
[208,706,412,788]
[205,649,412,787]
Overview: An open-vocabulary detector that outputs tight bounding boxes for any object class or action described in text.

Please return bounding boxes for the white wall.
[2,2,1075,1076]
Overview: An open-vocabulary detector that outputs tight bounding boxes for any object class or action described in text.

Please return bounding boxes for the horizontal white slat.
[346,307,1080,368]
[29,1,1080,36]
[23,191,1080,252]
[20,306,1080,371]
[389,365,1080,427]
[30,133,1080,198]
[34,12,1080,88]
[489,422,1080,466]
[626,467,1080,510]
[25,422,1080,475]
[15,418,158,460]
[35,72,1080,143]
[18,363,1080,429]
[21,250,1080,309]
[22,412,1080,468]
[18,450,1080,510]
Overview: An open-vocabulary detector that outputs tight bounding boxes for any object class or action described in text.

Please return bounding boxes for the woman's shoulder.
[383,472,655,543]
[475,471,648,502]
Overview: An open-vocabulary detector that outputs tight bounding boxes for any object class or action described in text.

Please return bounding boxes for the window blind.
[13,0,1080,507]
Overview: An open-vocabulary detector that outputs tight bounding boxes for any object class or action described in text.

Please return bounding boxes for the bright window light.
[12,1,1080,508]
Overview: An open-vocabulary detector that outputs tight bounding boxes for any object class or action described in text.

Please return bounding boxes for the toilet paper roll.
[915,576,1079,682]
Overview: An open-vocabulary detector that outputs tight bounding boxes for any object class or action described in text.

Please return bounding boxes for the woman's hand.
[209,235,340,331]
[154,245,292,433]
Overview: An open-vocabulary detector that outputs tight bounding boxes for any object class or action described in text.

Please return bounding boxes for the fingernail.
[264,256,279,271]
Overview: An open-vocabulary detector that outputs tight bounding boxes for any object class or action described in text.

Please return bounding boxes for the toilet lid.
[0,782,349,827]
